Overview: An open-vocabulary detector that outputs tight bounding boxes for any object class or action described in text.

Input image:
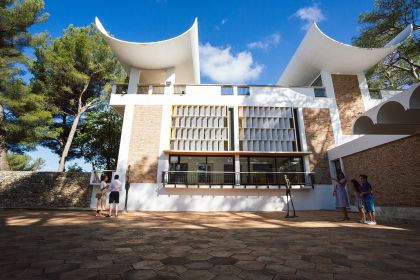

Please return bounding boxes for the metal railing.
[162,171,315,188]
[113,83,331,98]
[115,84,128,95]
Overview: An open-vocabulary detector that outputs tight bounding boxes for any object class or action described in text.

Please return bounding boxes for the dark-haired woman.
[333,171,350,221]
[351,179,366,223]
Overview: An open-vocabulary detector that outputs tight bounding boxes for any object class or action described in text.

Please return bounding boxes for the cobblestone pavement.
[1,210,420,280]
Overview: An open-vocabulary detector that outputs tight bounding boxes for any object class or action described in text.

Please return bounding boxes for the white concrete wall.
[122,183,335,211]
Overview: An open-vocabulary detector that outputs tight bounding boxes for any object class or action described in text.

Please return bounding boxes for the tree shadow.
[0,171,92,210]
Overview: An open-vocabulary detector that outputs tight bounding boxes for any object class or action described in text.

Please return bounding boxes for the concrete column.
[233,105,241,184]
[164,67,175,95]
[320,70,342,145]
[296,108,310,173]
[357,73,372,111]
[157,103,172,185]
[127,67,141,94]
[234,155,241,185]
[115,104,135,209]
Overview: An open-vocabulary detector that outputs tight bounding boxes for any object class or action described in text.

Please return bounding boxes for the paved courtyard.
[1,210,419,280]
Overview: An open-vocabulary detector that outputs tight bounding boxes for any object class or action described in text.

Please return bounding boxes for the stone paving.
[1,210,420,280]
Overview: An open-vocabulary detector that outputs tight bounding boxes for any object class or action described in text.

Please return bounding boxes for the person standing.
[360,174,376,225]
[108,174,122,217]
[350,179,366,223]
[96,174,109,216]
[333,171,350,221]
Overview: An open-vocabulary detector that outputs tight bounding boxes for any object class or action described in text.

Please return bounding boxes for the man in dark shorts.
[360,174,376,225]
[108,175,122,217]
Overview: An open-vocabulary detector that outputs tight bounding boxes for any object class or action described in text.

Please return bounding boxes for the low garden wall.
[0,171,92,209]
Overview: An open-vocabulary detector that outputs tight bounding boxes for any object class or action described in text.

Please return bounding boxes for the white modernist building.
[90,17,415,212]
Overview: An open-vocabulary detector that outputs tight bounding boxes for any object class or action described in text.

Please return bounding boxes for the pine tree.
[0,0,50,170]
[353,0,420,88]
[31,24,124,171]
[75,106,122,170]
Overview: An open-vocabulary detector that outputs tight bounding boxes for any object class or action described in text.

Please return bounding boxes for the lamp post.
[124,165,131,213]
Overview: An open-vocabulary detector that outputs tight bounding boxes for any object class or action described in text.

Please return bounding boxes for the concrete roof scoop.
[95,17,201,84]
[278,23,413,87]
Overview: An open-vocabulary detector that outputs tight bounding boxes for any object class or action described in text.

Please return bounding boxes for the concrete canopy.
[353,83,420,135]
[95,17,200,84]
[278,23,413,87]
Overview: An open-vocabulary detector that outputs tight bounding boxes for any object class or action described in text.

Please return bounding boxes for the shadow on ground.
[0,210,419,280]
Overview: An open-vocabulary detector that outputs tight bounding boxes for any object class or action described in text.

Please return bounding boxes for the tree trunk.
[58,112,82,172]
[0,104,10,171]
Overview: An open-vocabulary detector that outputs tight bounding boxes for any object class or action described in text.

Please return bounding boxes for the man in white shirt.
[108,175,122,217]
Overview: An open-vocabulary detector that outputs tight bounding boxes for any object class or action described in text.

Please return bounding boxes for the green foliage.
[353,0,420,88]
[31,24,125,164]
[0,79,56,152]
[75,107,122,170]
[0,0,50,170]
[7,152,45,171]
[66,162,84,172]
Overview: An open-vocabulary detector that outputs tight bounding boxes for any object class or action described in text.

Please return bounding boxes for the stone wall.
[128,105,163,183]
[331,74,365,135]
[302,108,335,184]
[342,135,420,207]
[0,172,92,209]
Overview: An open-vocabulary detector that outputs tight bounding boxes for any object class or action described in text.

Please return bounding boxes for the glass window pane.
[314,88,326,97]
[249,157,276,185]
[238,87,250,95]
[240,157,249,172]
[221,86,233,95]
[249,157,276,172]
[207,156,234,184]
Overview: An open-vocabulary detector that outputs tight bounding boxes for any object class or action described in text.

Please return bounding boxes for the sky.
[27,0,376,171]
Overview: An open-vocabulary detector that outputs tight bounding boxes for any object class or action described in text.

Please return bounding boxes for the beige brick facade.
[302,108,335,184]
[331,74,365,135]
[342,134,420,207]
[128,105,163,183]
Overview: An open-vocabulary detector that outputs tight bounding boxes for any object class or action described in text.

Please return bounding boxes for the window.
[239,156,304,185]
[221,86,233,95]
[311,75,323,87]
[369,90,382,99]
[314,88,326,97]
[238,86,250,95]
[168,155,234,184]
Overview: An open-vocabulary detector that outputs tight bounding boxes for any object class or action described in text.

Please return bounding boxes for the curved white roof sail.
[95,17,200,84]
[278,23,413,86]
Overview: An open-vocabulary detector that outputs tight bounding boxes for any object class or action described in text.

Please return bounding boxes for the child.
[350,179,366,223]
[360,174,376,225]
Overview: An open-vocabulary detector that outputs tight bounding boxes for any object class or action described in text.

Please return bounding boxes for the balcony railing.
[115,84,128,95]
[162,171,315,188]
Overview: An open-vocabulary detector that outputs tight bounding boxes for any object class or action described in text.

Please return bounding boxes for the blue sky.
[28,0,376,171]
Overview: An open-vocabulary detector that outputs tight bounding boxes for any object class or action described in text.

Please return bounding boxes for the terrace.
[1,210,419,279]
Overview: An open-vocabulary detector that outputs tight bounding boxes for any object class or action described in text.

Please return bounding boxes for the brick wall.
[302,108,335,184]
[342,135,420,207]
[331,74,365,135]
[0,172,92,208]
[128,105,163,183]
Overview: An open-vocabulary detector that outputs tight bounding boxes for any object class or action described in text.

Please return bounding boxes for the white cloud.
[199,43,264,83]
[247,33,281,50]
[293,6,326,29]
[215,18,228,31]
